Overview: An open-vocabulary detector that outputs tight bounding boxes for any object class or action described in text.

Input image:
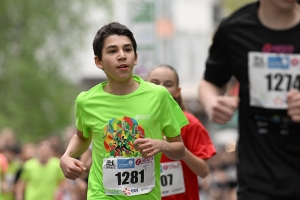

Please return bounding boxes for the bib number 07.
[160,174,173,187]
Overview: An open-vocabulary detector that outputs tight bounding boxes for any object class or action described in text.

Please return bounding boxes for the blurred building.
[75,0,220,115]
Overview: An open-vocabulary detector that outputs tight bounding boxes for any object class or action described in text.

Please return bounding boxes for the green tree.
[0,0,112,142]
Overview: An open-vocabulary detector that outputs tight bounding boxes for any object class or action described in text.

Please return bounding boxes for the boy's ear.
[94,56,103,70]
[134,53,138,66]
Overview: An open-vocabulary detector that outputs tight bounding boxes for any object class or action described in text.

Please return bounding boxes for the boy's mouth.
[117,64,128,69]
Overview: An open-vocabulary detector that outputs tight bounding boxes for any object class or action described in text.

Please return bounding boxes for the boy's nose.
[118,50,126,60]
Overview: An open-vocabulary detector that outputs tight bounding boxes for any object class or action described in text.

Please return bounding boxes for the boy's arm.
[60,129,92,180]
[133,135,185,160]
[79,147,92,180]
[163,135,185,160]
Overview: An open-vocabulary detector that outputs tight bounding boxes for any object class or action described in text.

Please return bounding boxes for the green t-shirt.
[76,76,188,200]
[20,157,65,200]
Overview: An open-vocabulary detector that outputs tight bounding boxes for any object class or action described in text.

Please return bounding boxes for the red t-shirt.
[0,153,9,174]
[161,111,216,200]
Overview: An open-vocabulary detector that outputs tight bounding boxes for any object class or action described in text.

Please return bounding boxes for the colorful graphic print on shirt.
[103,116,145,157]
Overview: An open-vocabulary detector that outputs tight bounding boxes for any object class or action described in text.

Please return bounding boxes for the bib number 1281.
[115,170,145,185]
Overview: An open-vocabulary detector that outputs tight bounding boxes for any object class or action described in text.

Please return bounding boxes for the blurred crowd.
[0,124,238,200]
[0,126,88,200]
[200,139,237,200]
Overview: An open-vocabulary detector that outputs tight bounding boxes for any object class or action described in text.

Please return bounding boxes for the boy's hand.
[133,138,164,158]
[287,89,300,122]
[60,155,86,180]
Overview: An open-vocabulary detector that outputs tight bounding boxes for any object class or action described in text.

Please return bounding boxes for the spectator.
[15,140,65,200]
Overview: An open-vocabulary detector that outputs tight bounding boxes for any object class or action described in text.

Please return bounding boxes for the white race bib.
[103,156,155,196]
[160,161,185,197]
[248,52,300,109]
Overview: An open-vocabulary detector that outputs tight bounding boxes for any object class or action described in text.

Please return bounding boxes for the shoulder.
[76,83,103,100]
[183,111,208,132]
[218,2,258,31]
[23,158,37,168]
[184,111,201,125]
[49,157,60,163]
[75,83,103,105]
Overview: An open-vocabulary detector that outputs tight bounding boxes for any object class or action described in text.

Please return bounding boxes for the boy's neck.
[258,1,300,30]
[104,76,140,95]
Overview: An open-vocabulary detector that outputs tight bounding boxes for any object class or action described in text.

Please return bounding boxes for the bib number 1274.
[265,73,300,91]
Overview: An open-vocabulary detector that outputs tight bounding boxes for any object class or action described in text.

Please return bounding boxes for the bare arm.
[198,79,239,124]
[133,135,185,160]
[163,135,185,160]
[79,148,92,180]
[63,129,92,158]
[182,148,209,178]
[60,129,92,180]
[198,79,226,115]
[80,148,92,170]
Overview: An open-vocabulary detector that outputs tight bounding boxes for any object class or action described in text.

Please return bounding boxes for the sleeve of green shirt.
[75,91,91,138]
[160,88,189,138]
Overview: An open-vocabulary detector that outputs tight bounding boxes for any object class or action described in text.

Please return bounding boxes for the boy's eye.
[109,50,117,53]
[124,48,132,52]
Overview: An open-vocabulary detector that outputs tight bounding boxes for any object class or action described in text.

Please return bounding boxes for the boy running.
[60,22,188,200]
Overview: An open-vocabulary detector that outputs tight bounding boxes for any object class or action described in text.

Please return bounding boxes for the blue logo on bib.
[117,158,135,169]
[268,56,289,69]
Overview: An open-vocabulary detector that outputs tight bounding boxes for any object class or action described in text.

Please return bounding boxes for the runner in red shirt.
[147,64,216,200]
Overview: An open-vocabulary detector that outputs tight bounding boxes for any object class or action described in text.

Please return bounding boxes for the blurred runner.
[198,1,300,199]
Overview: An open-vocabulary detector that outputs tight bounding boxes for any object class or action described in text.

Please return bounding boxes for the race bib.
[103,156,155,196]
[160,161,185,197]
[248,52,300,109]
